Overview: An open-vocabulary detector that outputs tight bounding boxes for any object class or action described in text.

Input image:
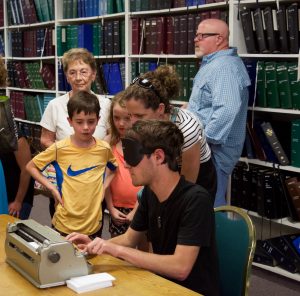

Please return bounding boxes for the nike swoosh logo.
[67,165,99,177]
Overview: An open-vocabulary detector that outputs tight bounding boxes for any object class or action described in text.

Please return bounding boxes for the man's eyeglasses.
[67,69,91,78]
[194,33,220,41]
[131,77,161,99]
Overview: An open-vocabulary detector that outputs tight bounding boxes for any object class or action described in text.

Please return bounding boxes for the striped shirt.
[169,106,211,163]
[188,48,251,174]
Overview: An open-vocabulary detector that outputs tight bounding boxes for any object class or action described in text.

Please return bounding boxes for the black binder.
[253,8,268,53]
[276,5,289,53]
[261,239,298,273]
[240,7,258,53]
[261,122,290,166]
[287,3,299,54]
[263,6,279,53]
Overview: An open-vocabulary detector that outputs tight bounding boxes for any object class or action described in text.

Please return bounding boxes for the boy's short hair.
[62,48,97,73]
[67,91,100,119]
[125,120,183,171]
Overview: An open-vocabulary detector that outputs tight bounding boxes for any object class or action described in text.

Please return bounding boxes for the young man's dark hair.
[67,91,100,119]
[125,120,183,172]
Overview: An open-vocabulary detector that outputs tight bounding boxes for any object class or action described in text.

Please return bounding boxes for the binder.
[276,62,292,109]
[263,6,279,53]
[268,236,300,272]
[240,7,258,53]
[261,239,298,273]
[287,63,300,109]
[285,177,300,221]
[261,121,290,166]
[265,62,279,108]
[287,3,299,54]
[256,61,267,107]
[291,119,300,168]
[276,5,289,53]
[247,121,266,161]
[254,240,276,267]
[253,8,268,53]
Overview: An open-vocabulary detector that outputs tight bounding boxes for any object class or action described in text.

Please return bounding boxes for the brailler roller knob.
[48,251,60,263]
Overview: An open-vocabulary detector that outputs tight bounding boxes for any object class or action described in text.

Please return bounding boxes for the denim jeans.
[214,164,229,208]
[19,202,32,220]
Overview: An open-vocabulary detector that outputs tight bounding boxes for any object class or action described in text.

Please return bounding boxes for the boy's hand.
[50,188,64,207]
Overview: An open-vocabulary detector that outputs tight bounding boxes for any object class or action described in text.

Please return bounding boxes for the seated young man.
[67,120,219,295]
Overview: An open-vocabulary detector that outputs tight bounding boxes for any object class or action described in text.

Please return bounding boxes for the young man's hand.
[86,237,121,257]
[66,233,92,251]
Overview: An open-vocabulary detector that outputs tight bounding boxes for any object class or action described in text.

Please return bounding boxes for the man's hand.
[66,233,92,251]
[86,237,121,257]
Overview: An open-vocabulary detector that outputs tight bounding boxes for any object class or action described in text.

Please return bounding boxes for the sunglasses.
[131,77,161,99]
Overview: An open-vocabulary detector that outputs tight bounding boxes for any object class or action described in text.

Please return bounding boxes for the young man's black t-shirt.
[130,177,220,296]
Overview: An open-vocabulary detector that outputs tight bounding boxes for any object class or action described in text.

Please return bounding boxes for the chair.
[214,206,256,296]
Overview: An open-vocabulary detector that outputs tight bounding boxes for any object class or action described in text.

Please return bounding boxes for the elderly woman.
[40,48,111,146]
[40,48,111,217]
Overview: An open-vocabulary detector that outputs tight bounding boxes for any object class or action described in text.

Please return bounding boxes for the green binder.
[256,61,267,107]
[265,61,280,108]
[276,62,292,109]
[287,62,300,109]
[182,62,189,102]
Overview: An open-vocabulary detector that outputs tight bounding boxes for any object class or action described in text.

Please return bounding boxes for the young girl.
[104,92,142,237]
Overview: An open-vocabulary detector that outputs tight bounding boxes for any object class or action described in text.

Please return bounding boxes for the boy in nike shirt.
[27,91,118,236]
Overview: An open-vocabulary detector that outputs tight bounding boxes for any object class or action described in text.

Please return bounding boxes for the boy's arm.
[26,160,63,206]
[103,167,117,192]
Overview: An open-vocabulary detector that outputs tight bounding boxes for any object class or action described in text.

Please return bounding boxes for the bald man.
[187,19,251,207]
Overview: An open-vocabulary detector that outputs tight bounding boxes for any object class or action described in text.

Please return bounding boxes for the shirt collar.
[202,47,238,64]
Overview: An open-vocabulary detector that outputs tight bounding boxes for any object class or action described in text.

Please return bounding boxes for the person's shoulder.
[55,137,71,150]
[95,138,112,149]
[180,179,211,203]
[96,95,111,106]
[47,93,68,107]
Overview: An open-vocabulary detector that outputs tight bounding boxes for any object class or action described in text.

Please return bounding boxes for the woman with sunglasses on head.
[40,48,111,218]
[123,65,217,202]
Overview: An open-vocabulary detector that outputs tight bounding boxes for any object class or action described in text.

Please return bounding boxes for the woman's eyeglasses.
[67,69,91,78]
[131,77,161,99]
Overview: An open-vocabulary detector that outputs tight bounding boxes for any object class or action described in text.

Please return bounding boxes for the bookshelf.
[232,0,300,281]
[1,0,300,281]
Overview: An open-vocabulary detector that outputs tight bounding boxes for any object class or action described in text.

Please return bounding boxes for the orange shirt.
[110,145,141,208]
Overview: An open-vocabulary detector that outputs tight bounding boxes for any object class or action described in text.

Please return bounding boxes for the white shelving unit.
[1,0,300,281]
[233,0,300,282]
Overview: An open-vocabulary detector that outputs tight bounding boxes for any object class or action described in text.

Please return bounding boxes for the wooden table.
[0,215,200,295]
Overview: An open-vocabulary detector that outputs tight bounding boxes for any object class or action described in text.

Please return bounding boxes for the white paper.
[66,273,115,294]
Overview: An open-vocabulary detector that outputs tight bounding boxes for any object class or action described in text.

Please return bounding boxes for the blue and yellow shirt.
[33,137,117,235]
